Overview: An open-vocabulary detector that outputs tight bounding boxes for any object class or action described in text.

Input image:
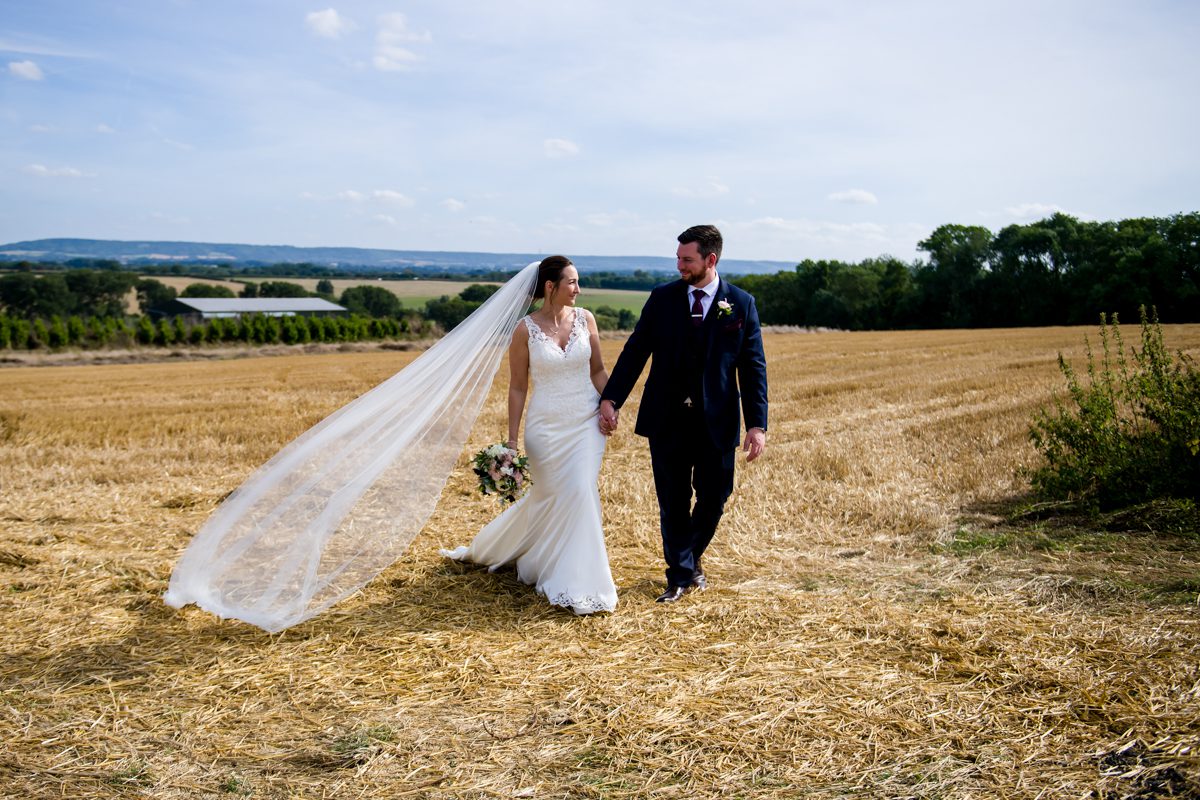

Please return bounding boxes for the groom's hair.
[678,225,723,263]
[534,255,573,300]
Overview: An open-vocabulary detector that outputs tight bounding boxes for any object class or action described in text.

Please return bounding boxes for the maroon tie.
[691,289,704,327]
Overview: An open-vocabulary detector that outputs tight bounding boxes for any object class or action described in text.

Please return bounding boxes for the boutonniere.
[716,299,733,318]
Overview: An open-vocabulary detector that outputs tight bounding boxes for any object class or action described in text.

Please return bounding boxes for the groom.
[599,225,768,602]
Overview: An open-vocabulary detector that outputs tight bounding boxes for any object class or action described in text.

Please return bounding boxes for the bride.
[164,255,614,632]
[441,256,618,614]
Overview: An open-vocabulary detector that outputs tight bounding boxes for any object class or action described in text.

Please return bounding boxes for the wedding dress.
[442,310,617,614]
[165,261,541,633]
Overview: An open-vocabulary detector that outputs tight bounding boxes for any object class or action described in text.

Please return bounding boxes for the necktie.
[691,289,704,327]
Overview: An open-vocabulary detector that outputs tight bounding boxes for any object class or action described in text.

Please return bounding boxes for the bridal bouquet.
[472,443,531,506]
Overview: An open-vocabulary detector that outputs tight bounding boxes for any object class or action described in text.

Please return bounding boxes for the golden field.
[1,326,1199,799]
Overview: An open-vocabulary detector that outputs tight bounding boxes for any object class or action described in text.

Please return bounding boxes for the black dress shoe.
[690,571,708,592]
[656,585,687,603]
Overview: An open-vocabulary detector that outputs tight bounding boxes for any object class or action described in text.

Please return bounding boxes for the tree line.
[2,211,1196,350]
[0,270,638,352]
[732,212,1199,329]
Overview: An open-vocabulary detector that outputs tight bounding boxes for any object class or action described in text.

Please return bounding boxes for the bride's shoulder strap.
[523,315,544,342]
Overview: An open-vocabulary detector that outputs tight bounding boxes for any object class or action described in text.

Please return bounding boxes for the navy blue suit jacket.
[602,277,768,451]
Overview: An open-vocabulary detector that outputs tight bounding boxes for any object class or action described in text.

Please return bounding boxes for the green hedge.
[0,312,423,351]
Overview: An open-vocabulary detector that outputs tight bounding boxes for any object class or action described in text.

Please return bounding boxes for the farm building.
[150,297,348,323]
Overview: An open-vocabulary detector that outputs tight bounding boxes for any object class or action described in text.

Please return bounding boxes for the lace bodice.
[524,311,596,410]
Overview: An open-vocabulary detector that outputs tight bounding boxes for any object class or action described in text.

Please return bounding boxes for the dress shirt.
[687,273,719,321]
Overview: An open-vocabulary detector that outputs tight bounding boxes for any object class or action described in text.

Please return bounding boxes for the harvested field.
[1,326,1199,799]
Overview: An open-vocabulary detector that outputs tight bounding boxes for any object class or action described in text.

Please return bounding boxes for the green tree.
[63,269,138,316]
[136,316,156,345]
[29,318,50,349]
[136,279,177,314]
[156,318,176,346]
[257,281,310,298]
[66,315,87,345]
[339,285,401,317]
[459,284,500,303]
[315,278,335,296]
[424,295,476,331]
[0,272,73,318]
[180,283,236,298]
[916,224,993,327]
[239,281,259,298]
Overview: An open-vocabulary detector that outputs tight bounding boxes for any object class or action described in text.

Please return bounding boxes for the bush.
[340,285,401,318]
[46,316,69,349]
[1028,308,1200,509]
[180,283,236,298]
[424,295,478,331]
[258,281,310,298]
[136,317,156,345]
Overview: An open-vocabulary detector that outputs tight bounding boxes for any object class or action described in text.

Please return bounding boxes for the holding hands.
[598,399,619,436]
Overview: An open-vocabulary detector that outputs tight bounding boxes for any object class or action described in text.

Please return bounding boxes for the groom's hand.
[598,399,619,435]
[743,427,766,462]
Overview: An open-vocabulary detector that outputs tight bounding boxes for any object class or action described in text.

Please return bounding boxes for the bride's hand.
[598,400,619,435]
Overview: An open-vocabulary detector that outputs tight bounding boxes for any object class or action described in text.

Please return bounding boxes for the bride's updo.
[534,255,573,301]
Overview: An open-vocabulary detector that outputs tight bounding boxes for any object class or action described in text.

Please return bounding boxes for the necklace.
[540,309,571,334]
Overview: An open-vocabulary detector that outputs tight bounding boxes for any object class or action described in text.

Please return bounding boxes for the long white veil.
[164,260,540,632]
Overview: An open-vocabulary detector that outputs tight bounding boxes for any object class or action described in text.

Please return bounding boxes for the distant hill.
[0,238,796,275]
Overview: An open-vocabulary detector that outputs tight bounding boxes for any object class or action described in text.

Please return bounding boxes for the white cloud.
[372,214,398,226]
[544,138,580,158]
[96,123,116,134]
[23,163,94,178]
[8,60,44,80]
[149,211,190,225]
[1004,202,1066,219]
[29,124,54,133]
[828,189,879,205]
[441,198,465,212]
[337,190,365,202]
[374,13,430,72]
[672,179,729,199]
[373,189,415,206]
[306,9,354,39]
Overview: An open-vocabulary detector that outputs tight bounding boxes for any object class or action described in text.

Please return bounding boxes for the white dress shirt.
[687,273,719,322]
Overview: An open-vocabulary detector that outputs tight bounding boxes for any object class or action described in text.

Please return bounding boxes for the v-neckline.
[530,310,578,354]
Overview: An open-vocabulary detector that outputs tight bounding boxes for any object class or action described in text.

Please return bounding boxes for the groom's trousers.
[648,413,736,589]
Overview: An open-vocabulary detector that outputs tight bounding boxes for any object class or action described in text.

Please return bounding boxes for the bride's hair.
[534,255,573,301]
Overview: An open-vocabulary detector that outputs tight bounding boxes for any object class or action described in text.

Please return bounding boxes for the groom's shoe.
[690,570,708,592]
[656,585,688,603]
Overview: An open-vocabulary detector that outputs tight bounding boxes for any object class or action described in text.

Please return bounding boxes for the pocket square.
[721,319,744,332]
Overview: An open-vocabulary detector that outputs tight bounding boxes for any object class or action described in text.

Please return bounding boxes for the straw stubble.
[1,326,1198,798]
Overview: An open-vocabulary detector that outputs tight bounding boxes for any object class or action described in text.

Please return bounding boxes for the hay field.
[2,326,1199,798]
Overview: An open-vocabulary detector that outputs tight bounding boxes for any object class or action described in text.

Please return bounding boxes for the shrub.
[29,319,49,349]
[156,318,176,346]
[1028,308,1200,509]
[136,316,156,345]
[340,285,400,317]
[180,283,236,298]
[46,316,69,348]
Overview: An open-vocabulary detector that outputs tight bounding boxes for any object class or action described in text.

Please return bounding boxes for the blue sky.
[2,1,1198,263]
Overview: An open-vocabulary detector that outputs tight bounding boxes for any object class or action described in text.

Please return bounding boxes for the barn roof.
[171,298,347,313]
